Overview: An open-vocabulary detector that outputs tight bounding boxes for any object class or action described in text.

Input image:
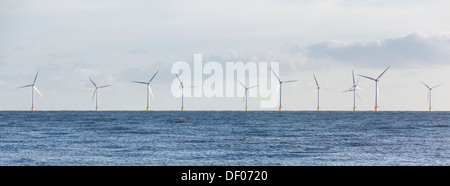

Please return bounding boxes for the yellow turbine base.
[279,104,282,112]
[353,106,356,111]
[375,105,379,112]
[181,105,184,111]
[317,106,320,111]
[429,106,432,112]
[96,106,99,111]
[147,105,150,111]
[245,106,248,111]
[32,105,35,111]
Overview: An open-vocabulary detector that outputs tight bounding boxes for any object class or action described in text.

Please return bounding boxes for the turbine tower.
[313,74,321,111]
[19,70,43,111]
[421,81,442,112]
[344,70,361,111]
[131,69,159,111]
[89,77,111,111]
[359,66,390,111]
[238,81,258,111]
[269,67,297,111]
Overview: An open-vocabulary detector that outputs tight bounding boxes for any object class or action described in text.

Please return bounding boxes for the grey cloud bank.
[301,32,450,68]
[199,32,450,73]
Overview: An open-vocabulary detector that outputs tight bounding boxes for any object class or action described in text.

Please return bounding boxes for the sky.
[1,0,450,111]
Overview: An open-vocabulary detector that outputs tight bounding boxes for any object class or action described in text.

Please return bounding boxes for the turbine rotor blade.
[275,84,281,95]
[18,84,33,88]
[356,93,362,100]
[148,69,159,83]
[175,74,184,86]
[131,81,148,84]
[238,80,246,89]
[343,89,352,93]
[175,74,181,83]
[421,81,430,89]
[177,87,183,97]
[99,85,111,88]
[33,70,39,84]
[283,80,298,83]
[352,70,355,86]
[269,66,281,82]
[432,84,443,89]
[248,85,259,89]
[359,75,376,81]
[92,89,97,102]
[34,86,43,97]
[88,77,97,87]
[377,66,390,80]
[148,85,155,99]
[313,74,319,88]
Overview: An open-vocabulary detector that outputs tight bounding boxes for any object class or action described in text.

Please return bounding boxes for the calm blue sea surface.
[0,111,449,165]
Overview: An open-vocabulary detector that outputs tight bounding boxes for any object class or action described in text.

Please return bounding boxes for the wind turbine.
[313,74,321,111]
[238,81,258,111]
[359,66,390,111]
[131,70,159,111]
[19,70,43,111]
[175,74,195,111]
[421,82,442,112]
[344,70,361,111]
[269,67,297,111]
[89,77,111,111]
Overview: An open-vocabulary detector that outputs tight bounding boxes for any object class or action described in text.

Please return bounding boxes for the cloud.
[126,49,148,55]
[198,32,450,75]
[300,32,450,68]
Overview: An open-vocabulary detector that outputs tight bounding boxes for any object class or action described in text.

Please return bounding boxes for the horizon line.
[0,109,448,112]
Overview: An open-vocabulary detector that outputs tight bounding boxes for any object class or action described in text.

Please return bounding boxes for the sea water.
[0,111,448,165]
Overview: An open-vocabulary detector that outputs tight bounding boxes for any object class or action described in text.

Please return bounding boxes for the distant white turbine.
[269,67,297,111]
[19,70,43,111]
[131,70,159,111]
[421,81,442,112]
[344,70,362,111]
[313,74,321,111]
[238,81,258,111]
[89,77,111,111]
[175,74,195,111]
[359,66,390,111]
